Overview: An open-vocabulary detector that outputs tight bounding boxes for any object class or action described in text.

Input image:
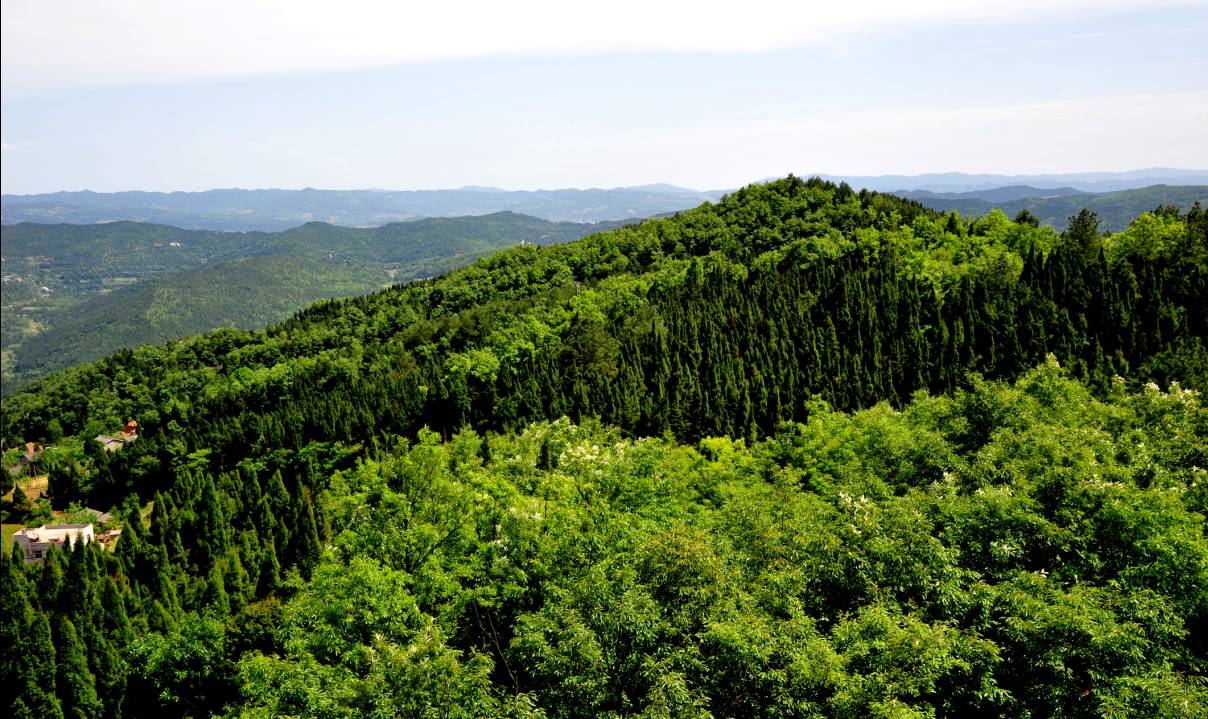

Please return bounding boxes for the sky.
[2,0,1207,194]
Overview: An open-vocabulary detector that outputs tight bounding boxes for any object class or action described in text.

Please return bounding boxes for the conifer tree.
[10,610,65,719]
[98,576,134,647]
[1,554,50,717]
[36,548,66,614]
[53,617,101,719]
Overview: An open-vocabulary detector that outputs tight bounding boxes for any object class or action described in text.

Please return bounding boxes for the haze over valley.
[5,170,1205,230]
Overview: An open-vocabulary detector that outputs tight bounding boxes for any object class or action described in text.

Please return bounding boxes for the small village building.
[4,441,44,478]
[94,435,127,452]
[12,524,95,563]
[95,420,139,452]
[20,441,42,474]
[21,442,44,465]
[82,508,114,525]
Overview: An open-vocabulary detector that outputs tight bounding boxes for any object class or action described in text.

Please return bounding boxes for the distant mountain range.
[0,186,720,231]
[4,169,1204,231]
[0,212,628,391]
[817,167,1208,193]
[901,184,1207,231]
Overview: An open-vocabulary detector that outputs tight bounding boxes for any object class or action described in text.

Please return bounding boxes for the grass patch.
[2,474,49,502]
[2,523,21,554]
[139,501,155,529]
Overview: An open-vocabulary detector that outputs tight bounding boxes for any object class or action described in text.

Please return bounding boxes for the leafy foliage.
[1,177,1206,717]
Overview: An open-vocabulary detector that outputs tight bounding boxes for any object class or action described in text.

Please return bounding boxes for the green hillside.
[1,213,625,392]
[2,177,1206,718]
[7,255,383,382]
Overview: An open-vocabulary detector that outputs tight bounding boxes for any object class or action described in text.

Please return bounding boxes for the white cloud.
[0,142,13,152]
[2,0,1197,92]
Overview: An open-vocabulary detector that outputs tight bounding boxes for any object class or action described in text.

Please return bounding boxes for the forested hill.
[2,177,1207,718]
[2,212,627,391]
[5,174,1206,459]
[6,255,381,387]
[0,212,621,292]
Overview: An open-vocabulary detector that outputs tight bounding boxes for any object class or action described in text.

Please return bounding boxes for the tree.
[1063,208,1103,261]
[9,612,65,719]
[126,613,232,718]
[53,617,102,719]
[3,553,60,718]
[1013,208,1040,228]
[11,484,32,514]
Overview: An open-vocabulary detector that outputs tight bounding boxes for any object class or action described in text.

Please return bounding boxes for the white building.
[12,524,95,563]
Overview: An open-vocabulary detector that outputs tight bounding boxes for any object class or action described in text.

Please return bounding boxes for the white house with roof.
[12,524,94,563]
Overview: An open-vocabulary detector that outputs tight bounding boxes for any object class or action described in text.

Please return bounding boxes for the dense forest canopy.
[2,176,1206,718]
[5,177,1205,448]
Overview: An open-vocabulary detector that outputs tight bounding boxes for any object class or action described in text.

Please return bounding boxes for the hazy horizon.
[3,1,1207,195]
[3,167,1207,199]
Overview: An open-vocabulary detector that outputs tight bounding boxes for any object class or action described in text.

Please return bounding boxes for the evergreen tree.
[1,554,51,717]
[1063,208,1103,261]
[11,611,65,719]
[53,617,102,719]
[1013,208,1040,227]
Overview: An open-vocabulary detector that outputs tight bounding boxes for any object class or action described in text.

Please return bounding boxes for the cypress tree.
[115,499,145,580]
[60,543,97,626]
[79,620,125,719]
[9,609,64,719]
[194,477,229,572]
[1,554,48,717]
[98,576,134,647]
[255,538,281,596]
[203,563,230,615]
[53,617,101,719]
[36,548,66,614]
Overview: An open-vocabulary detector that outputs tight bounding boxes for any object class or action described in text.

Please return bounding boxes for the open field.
[2,473,49,502]
[1,522,20,553]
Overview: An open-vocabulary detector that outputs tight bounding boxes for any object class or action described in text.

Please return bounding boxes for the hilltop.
[7,175,1204,448]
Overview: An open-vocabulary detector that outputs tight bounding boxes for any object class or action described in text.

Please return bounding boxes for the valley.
[1,213,630,391]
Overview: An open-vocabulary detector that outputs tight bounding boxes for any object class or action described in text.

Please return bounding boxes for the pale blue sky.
[2,0,1206,194]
